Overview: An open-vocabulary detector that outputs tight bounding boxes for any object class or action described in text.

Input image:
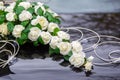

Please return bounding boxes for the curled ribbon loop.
[0,40,19,68]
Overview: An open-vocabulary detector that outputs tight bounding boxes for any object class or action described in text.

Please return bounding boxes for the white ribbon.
[0,40,19,68]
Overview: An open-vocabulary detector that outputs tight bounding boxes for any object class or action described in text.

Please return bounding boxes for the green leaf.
[15,6,25,15]
[36,24,42,29]
[63,51,72,61]
[32,2,37,6]
[54,18,61,24]
[45,11,54,22]
[7,22,14,32]
[53,28,60,35]
[83,58,87,65]
[16,0,26,3]
[27,7,34,14]
[49,47,60,55]
[37,7,43,16]
[43,5,49,9]
[32,14,37,19]
[62,39,70,42]
[38,37,44,45]
[17,38,25,45]
[33,41,39,46]
[0,14,5,24]
[21,32,28,40]
[21,20,29,27]
[24,24,32,33]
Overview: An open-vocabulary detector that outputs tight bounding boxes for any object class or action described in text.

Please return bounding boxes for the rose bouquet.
[0,0,94,73]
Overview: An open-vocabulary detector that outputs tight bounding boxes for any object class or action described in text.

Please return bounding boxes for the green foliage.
[63,51,72,61]
[38,37,44,45]
[7,22,14,32]
[44,11,61,24]
[0,14,5,24]
[15,6,25,15]
[51,28,60,36]
[16,0,26,3]
[32,2,37,6]
[36,24,42,30]
[23,24,32,33]
[21,32,28,40]
[27,7,34,14]
[21,20,29,27]
[62,39,70,42]
[43,5,49,9]
[17,38,25,45]
[49,47,60,55]
[37,7,44,16]
[54,28,60,34]
[0,11,5,24]
[33,41,39,46]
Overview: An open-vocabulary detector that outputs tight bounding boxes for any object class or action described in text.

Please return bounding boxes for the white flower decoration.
[28,27,41,41]
[85,62,93,71]
[50,36,62,49]
[31,19,38,26]
[69,53,85,68]
[6,12,16,21]
[19,10,32,21]
[12,25,25,38]
[73,51,86,58]
[5,2,16,12]
[0,2,4,6]
[57,31,70,40]
[34,3,46,14]
[0,23,8,35]
[0,2,5,11]
[37,16,48,30]
[57,42,71,55]
[32,16,48,30]
[40,31,51,44]
[0,6,5,11]
[71,41,83,53]
[84,56,94,71]
[87,56,94,62]
[18,2,31,9]
[48,23,59,32]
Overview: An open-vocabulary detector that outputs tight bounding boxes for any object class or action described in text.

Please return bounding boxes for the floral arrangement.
[0,0,94,72]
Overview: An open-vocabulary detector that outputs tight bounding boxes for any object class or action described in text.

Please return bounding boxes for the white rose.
[5,2,16,12]
[57,42,71,55]
[69,53,85,68]
[31,19,38,26]
[85,62,93,71]
[71,41,83,53]
[48,23,59,32]
[40,31,51,44]
[12,25,25,38]
[6,12,16,21]
[57,31,70,40]
[73,51,86,58]
[34,3,46,14]
[0,2,4,6]
[28,27,41,41]
[19,10,32,21]
[84,56,94,71]
[0,6,5,11]
[19,2,31,9]
[50,36,62,49]
[37,2,44,6]
[36,16,48,30]
[87,56,94,62]
[0,23,8,35]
